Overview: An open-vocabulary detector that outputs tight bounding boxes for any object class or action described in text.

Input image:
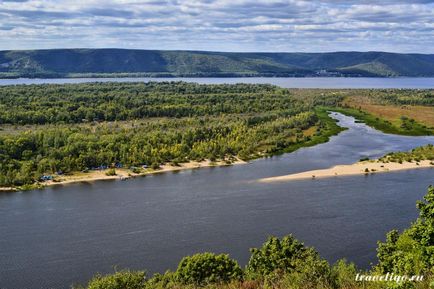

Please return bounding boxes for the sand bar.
[259,160,433,182]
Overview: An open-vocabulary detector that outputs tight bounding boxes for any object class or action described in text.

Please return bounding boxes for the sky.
[0,0,433,53]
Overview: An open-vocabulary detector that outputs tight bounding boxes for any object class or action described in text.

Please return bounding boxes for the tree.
[105,168,117,176]
[246,234,326,278]
[86,270,145,289]
[376,186,434,275]
[175,252,243,285]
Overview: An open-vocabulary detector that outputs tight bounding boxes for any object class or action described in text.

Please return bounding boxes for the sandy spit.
[258,160,434,183]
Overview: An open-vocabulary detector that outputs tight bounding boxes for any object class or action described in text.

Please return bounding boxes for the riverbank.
[326,106,434,136]
[259,160,434,182]
[0,159,246,192]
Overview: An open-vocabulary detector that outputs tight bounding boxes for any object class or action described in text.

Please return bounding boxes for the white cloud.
[0,0,433,52]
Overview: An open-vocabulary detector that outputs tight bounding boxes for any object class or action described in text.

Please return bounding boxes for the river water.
[0,77,434,88]
[0,113,433,289]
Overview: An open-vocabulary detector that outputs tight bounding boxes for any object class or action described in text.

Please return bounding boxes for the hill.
[1,49,434,78]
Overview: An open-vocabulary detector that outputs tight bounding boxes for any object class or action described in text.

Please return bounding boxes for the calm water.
[0,77,434,88]
[0,113,433,289]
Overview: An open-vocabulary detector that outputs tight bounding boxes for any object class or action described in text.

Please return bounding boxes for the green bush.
[275,252,332,289]
[87,270,146,289]
[105,168,117,176]
[145,271,176,289]
[376,186,434,275]
[246,234,325,279]
[175,252,243,285]
[131,167,143,174]
[330,259,358,289]
[151,163,161,170]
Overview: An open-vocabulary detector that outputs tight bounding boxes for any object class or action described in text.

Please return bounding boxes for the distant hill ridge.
[1,49,434,78]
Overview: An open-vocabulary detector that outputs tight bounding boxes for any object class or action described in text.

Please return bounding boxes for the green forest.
[74,186,434,289]
[0,82,344,187]
[0,83,433,188]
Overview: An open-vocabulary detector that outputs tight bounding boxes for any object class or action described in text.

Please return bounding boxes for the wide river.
[0,112,433,289]
[0,76,434,88]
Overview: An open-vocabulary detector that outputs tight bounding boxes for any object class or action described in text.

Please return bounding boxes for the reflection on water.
[0,113,433,289]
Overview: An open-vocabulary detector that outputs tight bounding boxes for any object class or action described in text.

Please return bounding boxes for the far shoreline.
[258,160,434,183]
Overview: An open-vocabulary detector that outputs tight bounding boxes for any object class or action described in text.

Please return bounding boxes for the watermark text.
[356,273,424,283]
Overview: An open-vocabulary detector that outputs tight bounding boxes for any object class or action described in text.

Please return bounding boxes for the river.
[0,113,433,289]
[0,77,434,88]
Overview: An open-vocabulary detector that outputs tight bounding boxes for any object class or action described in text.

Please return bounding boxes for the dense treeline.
[78,186,434,289]
[0,82,310,125]
[0,82,345,187]
[0,112,323,186]
[10,84,433,126]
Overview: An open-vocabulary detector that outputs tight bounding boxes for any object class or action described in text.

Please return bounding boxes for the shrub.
[376,186,434,275]
[87,270,146,289]
[246,235,325,279]
[145,271,176,289]
[131,167,142,174]
[151,163,161,170]
[276,251,332,289]
[330,259,358,289]
[175,252,243,285]
[105,168,117,176]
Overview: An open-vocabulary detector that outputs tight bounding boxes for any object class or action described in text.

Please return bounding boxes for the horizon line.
[1,48,434,55]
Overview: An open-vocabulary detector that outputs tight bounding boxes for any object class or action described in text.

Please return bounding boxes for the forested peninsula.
[0,82,433,190]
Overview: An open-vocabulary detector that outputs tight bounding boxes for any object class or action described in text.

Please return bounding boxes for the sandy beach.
[1,159,246,191]
[45,159,246,187]
[259,160,434,182]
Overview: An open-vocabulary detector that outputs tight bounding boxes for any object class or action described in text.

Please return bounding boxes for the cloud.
[0,0,433,52]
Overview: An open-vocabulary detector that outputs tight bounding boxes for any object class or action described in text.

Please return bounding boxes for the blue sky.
[0,0,433,53]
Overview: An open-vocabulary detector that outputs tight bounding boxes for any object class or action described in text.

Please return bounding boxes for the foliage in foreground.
[85,270,146,289]
[176,253,243,285]
[376,186,434,276]
[79,186,434,289]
